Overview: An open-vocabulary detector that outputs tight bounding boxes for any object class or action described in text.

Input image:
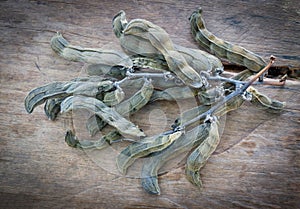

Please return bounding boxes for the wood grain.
[0,0,299,208]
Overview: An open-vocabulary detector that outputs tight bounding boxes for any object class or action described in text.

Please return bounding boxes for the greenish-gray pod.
[189,8,267,73]
[86,78,154,136]
[24,79,118,114]
[116,131,183,174]
[60,95,145,138]
[113,10,224,76]
[185,118,220,187]
[50,32,133,71]
[248,87,285,112]
[22,7,287,197]
[113,11,227,89]
[141,122,211,194]
[116,18,204,88]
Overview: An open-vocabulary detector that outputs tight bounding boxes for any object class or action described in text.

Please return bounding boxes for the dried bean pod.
[86,78,154,135]
[189,8,267,72]
[116,131,183,174]
[141,122,210,194]
[50,32,133,70]
[130,46,223,76]
[114,11,223,74]
[24,79,115,113]
[112,10,128,38]
[185,117,220,187]
[248,87,285,112]
[123,19,204,88]
[60,96,145,138]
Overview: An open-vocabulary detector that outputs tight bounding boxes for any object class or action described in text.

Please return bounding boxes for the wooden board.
[0,0,299,208]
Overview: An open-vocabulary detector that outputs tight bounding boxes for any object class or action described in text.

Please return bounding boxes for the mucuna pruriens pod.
[60,96,145,138]
[189,8,267,73]
[50,32,133,68]
[185,117,220,187]
[141,122,210,194]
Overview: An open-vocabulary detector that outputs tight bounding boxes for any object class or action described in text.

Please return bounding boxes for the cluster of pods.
[25,8,285,194]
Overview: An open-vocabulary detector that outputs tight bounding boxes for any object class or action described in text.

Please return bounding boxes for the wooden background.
[0,0,299,208]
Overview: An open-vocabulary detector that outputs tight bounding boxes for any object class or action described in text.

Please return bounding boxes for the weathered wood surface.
[0,0,299,208]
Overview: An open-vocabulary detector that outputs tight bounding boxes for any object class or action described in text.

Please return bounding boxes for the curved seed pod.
[65,130,122,150]
[126,41,222,77]
[113,12,162,58]
[60,96,145,138]
[124,38,222,77]
[113,11,159,56]
[132,46,223,76]
[113,10,223,76]
[112,10,128,38]
[86,78,154,135]
[44,98,64,120]
[119,27,163,59]
[24,79,115,113]
[115,79,154,115]
[189,8,267,72]
[116,131,183,174]
[185,117,220,187]
[115,13,204,88]
[126,20,204,88]
[248,86,285,112]
[141,122,210,194]
[25,82,68,113]
[50,32,133,68]
[102,86,125,106]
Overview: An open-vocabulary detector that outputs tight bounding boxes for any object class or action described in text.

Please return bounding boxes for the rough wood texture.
[0,0,299,208]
